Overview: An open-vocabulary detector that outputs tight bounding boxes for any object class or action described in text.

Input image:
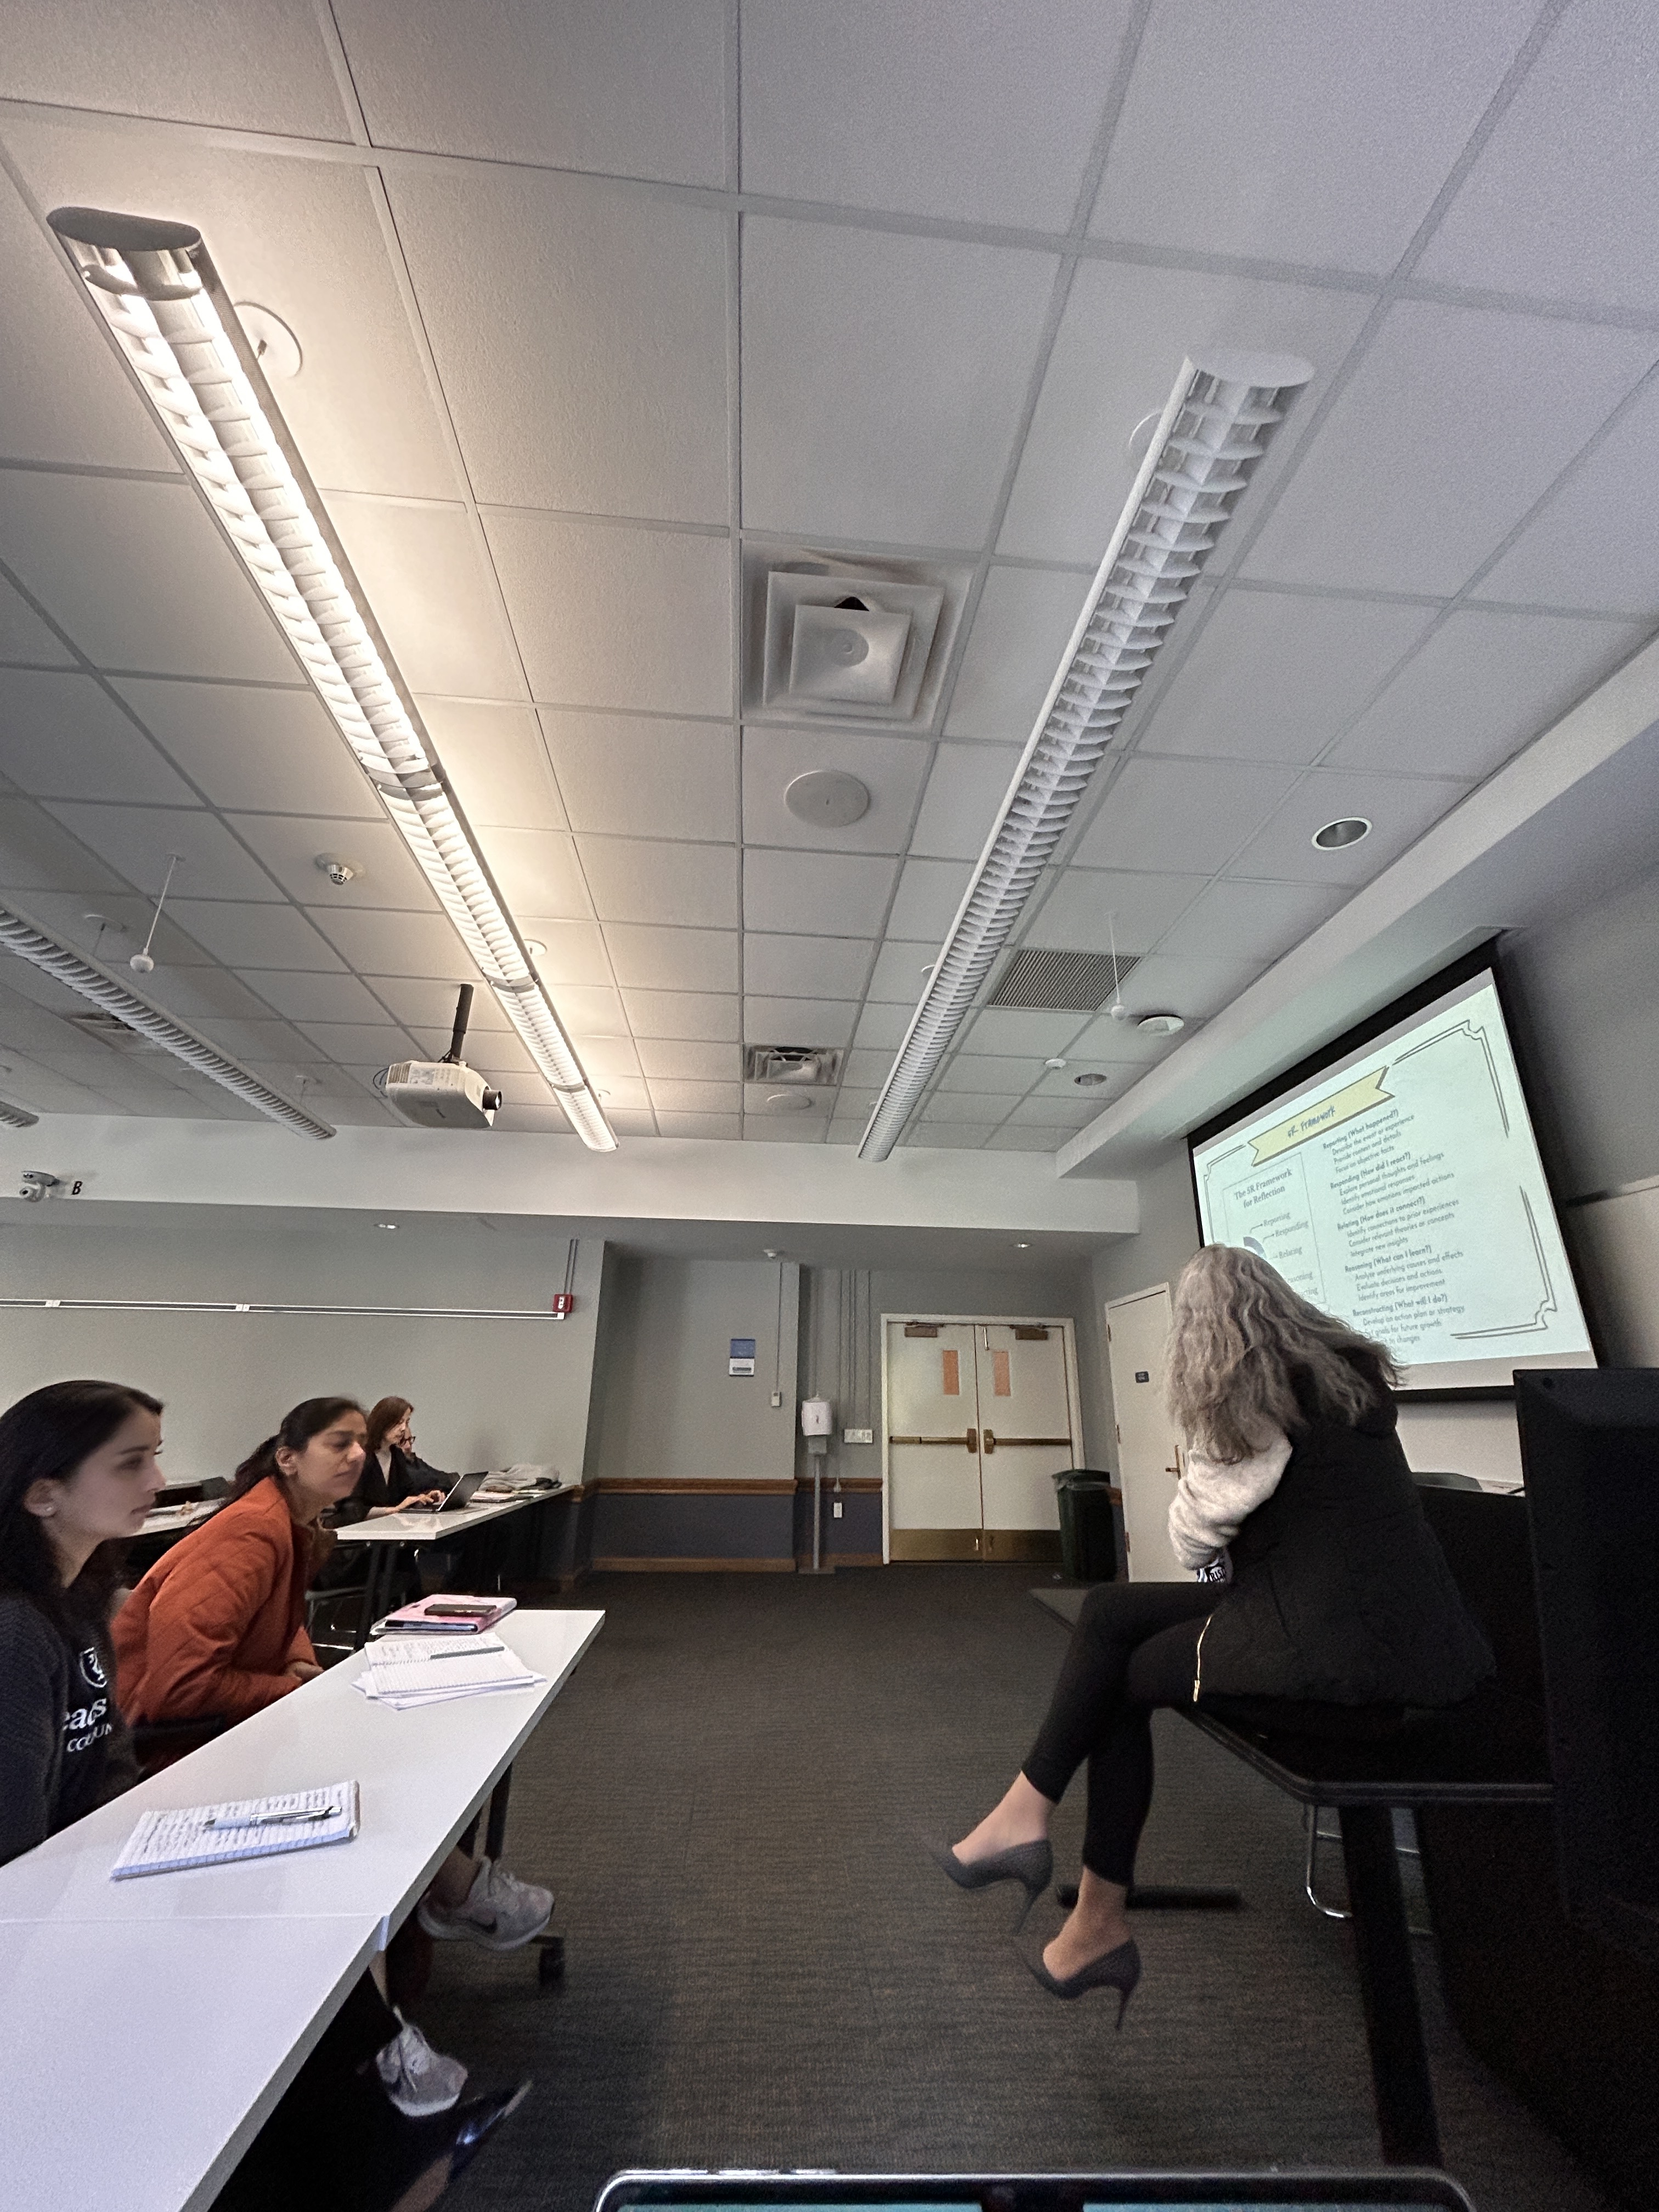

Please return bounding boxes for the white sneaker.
[416,1857,553,1951]
[375,2016,467,2116]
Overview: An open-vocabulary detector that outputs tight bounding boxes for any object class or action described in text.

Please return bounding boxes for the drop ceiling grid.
[1,1,1657,1149]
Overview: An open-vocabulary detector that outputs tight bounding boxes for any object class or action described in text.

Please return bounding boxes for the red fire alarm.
[550,1293,575,1319]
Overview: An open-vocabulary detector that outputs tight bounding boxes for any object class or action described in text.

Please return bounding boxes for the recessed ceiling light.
[1044,1056,1068,1070]
[1014,1240,1031,1249]
[374,1221,398,1231]
[1312,816,1372,850]
[763,1248,782,1259]
[1137,1012,1186,1036]
[1073,1070,1110,1088]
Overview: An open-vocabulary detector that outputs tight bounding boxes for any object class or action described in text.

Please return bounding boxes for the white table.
[332,1489,562,1646]
[0,1609,603,2212]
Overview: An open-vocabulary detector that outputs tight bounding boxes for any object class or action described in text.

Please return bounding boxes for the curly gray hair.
[1165,1244,1397,1462]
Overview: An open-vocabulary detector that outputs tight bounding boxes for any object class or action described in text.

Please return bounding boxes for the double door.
[885,1319,1076,1562]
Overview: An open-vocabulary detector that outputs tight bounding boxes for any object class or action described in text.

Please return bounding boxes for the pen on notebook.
[205,1805,338,1830]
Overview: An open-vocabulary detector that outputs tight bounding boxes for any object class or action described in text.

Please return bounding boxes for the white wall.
[0,1212,607,1487]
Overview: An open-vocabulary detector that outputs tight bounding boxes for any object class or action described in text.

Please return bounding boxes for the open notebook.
[110,1782,360,1879]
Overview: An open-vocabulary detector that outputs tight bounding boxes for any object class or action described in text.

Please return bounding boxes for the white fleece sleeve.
[1167,1429,1292,1571]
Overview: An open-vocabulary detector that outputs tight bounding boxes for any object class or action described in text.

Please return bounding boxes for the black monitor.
[595,2175,1474,2212]
[1517,1368,1659,1969]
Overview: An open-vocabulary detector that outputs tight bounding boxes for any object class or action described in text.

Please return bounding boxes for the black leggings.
[1022,1581,1215,1885]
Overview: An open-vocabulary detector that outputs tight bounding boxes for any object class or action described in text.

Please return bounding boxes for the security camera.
[19,1170,60,1204]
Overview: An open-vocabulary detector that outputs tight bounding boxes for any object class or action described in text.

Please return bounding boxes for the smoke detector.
[743,547,968,727]
[315,854,362,887]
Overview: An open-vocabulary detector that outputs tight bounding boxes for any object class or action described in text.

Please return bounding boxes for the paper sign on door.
[941,1348,960,1396]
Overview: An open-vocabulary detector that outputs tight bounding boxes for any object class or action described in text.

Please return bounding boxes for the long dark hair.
[233,1397,364,1499]
[365,1396,412,1461]
[0,1380,163,1629]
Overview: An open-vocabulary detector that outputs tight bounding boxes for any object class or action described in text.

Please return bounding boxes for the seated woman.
[0,1379,524,2204]
[930,1244,1494,2021]
[357,1398,450,1516]
[115,1395,555,1950]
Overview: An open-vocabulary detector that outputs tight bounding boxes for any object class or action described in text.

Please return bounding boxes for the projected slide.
[1191,972,1594,1389]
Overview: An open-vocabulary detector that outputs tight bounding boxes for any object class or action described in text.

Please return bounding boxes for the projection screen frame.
[1183,939,1601,1402]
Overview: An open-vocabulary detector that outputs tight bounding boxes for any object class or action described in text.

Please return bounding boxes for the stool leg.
[1339,1804,1440,2165]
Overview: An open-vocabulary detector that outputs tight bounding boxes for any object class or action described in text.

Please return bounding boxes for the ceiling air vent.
[742,546,969,728]
[65,1009,165,1053]
[988,949,1138,1012]
[744,1045,843,1087]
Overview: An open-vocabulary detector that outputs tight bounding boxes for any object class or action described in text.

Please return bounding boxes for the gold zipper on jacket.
[1192,1613,1212,1702]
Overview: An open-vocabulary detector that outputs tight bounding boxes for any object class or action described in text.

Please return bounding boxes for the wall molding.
[589,1555,795,1573]
[794,1472,883,1492]
[595,1477,795,1496]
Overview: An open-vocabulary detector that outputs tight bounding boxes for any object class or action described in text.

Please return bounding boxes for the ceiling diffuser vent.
[742,546,969,727]
[66,1009,165,1052]
[744,1045,843,1087]
[988,948,1138,1012]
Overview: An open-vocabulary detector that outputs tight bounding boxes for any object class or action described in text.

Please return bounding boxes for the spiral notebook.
[110,1782,360,1880]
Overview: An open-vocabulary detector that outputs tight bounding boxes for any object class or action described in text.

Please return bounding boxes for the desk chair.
[132,1713,228,1778]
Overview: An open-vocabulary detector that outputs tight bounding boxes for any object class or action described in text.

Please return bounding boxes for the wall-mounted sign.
[730,1336,756,1377]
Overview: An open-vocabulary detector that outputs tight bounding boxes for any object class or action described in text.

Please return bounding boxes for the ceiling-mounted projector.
[382,985,504,1130]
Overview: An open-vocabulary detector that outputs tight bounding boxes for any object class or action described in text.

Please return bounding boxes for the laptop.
[433,1469,489,1513]
[592,2176,1475,2212]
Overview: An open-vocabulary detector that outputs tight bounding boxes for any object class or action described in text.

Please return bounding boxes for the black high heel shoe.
[1018,1930,1141,2027]
[923,1835,1053,1926]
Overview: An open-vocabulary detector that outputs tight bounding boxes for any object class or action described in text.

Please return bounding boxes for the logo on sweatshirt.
[78,1643,107,1691]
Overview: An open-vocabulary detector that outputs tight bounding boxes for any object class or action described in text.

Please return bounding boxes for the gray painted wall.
[0,1213,608,1487]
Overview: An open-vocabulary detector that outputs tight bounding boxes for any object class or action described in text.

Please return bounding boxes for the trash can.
[1053,1470,1119,1584]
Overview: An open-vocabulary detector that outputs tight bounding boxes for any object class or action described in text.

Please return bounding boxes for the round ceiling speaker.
[1312,816,1372,850]
[235,302,303,379]
[784,769,871,830]
[764,1090,815,1113]
[1073,1070,1110,1088]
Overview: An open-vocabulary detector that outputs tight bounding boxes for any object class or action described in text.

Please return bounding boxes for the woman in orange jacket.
[116,1395,556,1955]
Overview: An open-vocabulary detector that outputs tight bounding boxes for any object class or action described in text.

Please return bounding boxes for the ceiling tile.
[603,923,736,992]
[493,1102,581,1136]
[1026,867,1205,953]
[475,828,591,919]
[1091,0,1536,270]
[938,1057,1040,1097]
[1066,1010,1199,1062]
[919,1092,1009,1125]
[742,850,898,935]
[620,989,740,1041]
[8,895,205,969]
[540,712,736,840]
[1155,877,1345,962]
[964,1008,1088,1057]
[984,1126,1071,1152]
[1136,590,1438,765]
[647,1079,743,1116]
[1243,302,1659,598]
[0,570,74,666]
[902,1126,989,1150]
[244,970,394,1025]
[743,1111,828,1144]
[853,1003,912,1050]
[886,857,972,939]
[742,729,929,856]
[111,678,380,818]
[485,514,731,716]
[1073,758,1298,874]
[305,907,472,976]
[601,1109,659,1137]
[229,814,436,910]
[656,1113,743,1139]
[743,0,1132,228]
[195,1017,333,1062]
[865,939,940,1004]
[743,933,874,1000]
[579,837,737,928]
[944,568,1091,740]
[137,966,274,1024]
[1415,0,1659,314]
[909,743,1020,861]
[173,901,346,973]
[0,671,198,805]
[332,0,726,182]
[415,701,566,831]
[44,803,278,904]
[742,997,859,1047]
[1228,769,1468,887]
[548,985,629,1038]
[368,977,508,1034]
[1,0,351,133]
[0,799,126,895]
[842,1046,899,1087]
[742,219,1058,545]
[1000,263,1375,567]
[324,497,521,700]
[3,124,457,499]
[1327,610,1649,779]
[1002,1093,1098,1128]
[523,920,612,989]
[0,176,173,472]
[1477,377,1659,617]
[1100,951,1266,1022]
[386,167,728,523]
[0,475,295,682]
[563,1034,639,1080]
[1030,1063,1126,1103]
[294,1021,417,1063]
[635,1038,740,1082]
[585,1073,651,1113]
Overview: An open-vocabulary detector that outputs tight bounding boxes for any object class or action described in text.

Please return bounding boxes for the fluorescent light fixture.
[859,349,1313,1162]
[0,1093,41,1131]
[0,901,336,1139]
[47,207,616,1155]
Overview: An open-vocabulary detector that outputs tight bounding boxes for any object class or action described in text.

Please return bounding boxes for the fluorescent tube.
[0,902,336,1139]
[47,206,617,1154]
[859,350,1313,1162]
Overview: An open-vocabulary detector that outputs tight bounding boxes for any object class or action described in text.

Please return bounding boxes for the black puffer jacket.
[1194,1376,1495,1707]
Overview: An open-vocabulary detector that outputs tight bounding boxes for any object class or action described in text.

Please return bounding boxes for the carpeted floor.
[420,1566,1612,2212]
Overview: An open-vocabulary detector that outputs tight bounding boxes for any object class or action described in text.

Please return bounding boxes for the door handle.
[965,1427,978,1453]
[982,1428,996,1454]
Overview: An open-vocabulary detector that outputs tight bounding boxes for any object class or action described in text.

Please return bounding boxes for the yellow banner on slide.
[1248,1065,1392,1164]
